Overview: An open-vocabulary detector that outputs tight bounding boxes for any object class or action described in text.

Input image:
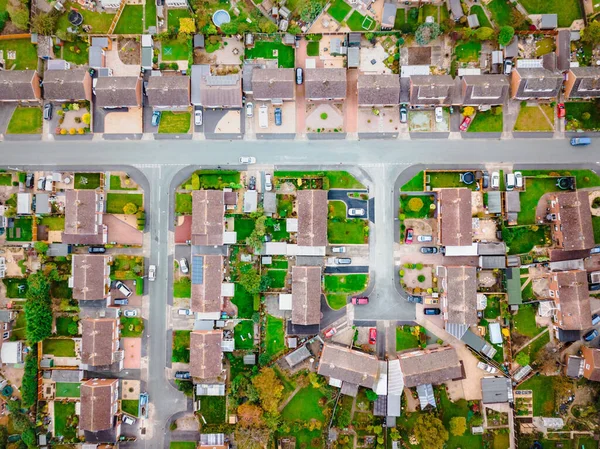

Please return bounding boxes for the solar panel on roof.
[192,255,204,285]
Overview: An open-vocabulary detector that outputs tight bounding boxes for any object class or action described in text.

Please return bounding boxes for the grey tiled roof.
[513,68,562,99]
[291,266,321,325]
[146,75,190,107]
[399,347,463,388]
[568,67,600,98]
[297,190,328,246]
[305,68,347,100]
[0,70,39,101]
[357,73,400,106]
[318,343,379,389]
[410,75,456,105]
[461,75,509,105]
[94,76,141,107]
[252,68,295,100]
[43,69,89,101]
[445,266,478,326]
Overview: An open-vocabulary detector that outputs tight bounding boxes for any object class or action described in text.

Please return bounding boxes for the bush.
[515,351,530,366]
[21,349,38,408]
[170,62,178,70]
[123,202,138,215]
[417,275,426,282]
[81,113,91,125]
[407,197,423,211]
[582,112,591,121]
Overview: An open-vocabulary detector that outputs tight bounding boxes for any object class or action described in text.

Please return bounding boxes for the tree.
[259,275,271,292]
[179,17,196,35]
[21,349,38,408]
[415,22,441,46]
[252,368,284,414]
[259,18,277,34]
[20,428,36,448]
[33,241,48,254]
[237,403,264,427]
[31,12,57,35]
[582,21,600,45]
[449,417,467,436]
[498,26,515,46]
[123,202,138,215]
[475,27,494,41]
[463,106,475,117]
[239,268,261,294]
[365,390,378,401]
[335,408,351,428]
[7,4,29,31]
[25,272,53,344]
[233,425,271,449]
[413,414,448,449]
[67,321,79,335]
[515,351,530,366]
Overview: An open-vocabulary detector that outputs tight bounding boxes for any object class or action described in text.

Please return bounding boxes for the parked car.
[175,371,191,380]
[114,281,132,298]
[248,176,256,190]
[404,228,414,244]
[592,313,600,325]
[592,246,600,254]
[417,235,432,242]
[151,111,161,127]
[459,116,472,131]
[400,105,408,123]
[482,171,489,189]
[43,103,53,121]
[324,327,337,338]
[274,107,282,126]
[589,283,600,291]
[178,308,193,316]
[506,173,515,191]
[571,137,592,146]
[348,208,365,217]
[424,308,441,315]
[491,172,500,189]
[239,156,256,164]
[44,179,53,192]
[332,247,346,253]
[477,361,498,374]
[179,258,189,274]
[148,265,156,282]
[265,174,272,191]
[123,309,138,318]
[296,67,303,85]
[88,246,106,254]
[351,296,369,305]
[335,257,352,265]
[407,295,423,304]
[194,109,202,126]
[25,174,33,189]
[37,176,45,191]
[435,107,443,123]
[557,103,565,118]
[420,246,438,254]
[515,171,523,189]
[503,58,513,75]
[368,328,377,345]
[583,329,599,342]
[122,415,136,425]
[246,102,254,118]
[424,297,439,305]
[114,298,129,306]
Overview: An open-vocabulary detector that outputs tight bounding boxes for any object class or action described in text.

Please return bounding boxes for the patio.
[318,35,347,68]
[359,42,392,74]
[209,37,244,65]
[357,107,400,133]
[306,104,344,133]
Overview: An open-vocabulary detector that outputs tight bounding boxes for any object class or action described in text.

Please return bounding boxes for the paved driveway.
[122,337,142,369]
[328,189,369,218]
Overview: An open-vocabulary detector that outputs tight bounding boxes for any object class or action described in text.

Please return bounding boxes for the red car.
[405,228,414,244]
[459,116,472,131]
[324,327,337,338]
[369,328,377,345]
[352,296,369,305]
[557,103,565,118]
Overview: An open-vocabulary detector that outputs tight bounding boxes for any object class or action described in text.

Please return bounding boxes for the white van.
[506,173,515,191]
[259,105,268,129]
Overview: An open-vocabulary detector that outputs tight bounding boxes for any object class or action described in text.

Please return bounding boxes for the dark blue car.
[274,108,282,126]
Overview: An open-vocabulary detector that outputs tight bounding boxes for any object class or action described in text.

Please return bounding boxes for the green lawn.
[274,170,364,189]
[234,320,254,350]
[110,174,137,190]
[158,111,191,134]
[43,339,76,357]
[264,314,286,362]
[428,171,479,190]
[174,277,191,298]
[513,304,542,338]
[484,295,502,319]
[469,5,492,28]
[175,192,192,214]
[307,41,320,57]
[198,395,226,424]
[267,269,287,289]
[277,195,295,218]
[167,8,191,28]
[145,0,156,27]
[7,107,42,134]
[172,330,191,363]
[594,216,600,244]
[55,316,78,336]
[55,382,80,398]
[120,317,144,337]
[235,218,255,242]
[0,39,38,70]
[399,194,435,219]
[519,0,581,27]
[347,10,376,31]
[517,330,550,363]
[396,326,421,351]
[282,386,326,422]
[401,171,424,192]
[326,293,348,310]
[438,388,483,449]
[566,101,600,131]
[54,401,77,440]
[328,0,352,22]
[245,40,295,68]
[62,39,89,66]
[327,219,368,244]
[122,399,139,417]
[51,280,73,300]
[519,169,600,189]
[74,172,101,189]
[11,312,26,341]
[514,105,554,132]
[0,174,11,186]
[486,0,517,26]
[516,177,562,225]
[394,8,406,30]
[2,278,28,298]
[502,225,551,255]
[455,41,481,63]
[266,218,289,241]
[40,216,65,231]
[182,170,240,190]
[161,37,191,61]
[324,274,368,293]
[468,108,503,133]
[232,285,256,319]
[6,217,33,242]
[57,1,115,34]
[328,200,347,219]
[106,193,143,214]
[536,37,555,57]
[519,375,561,416]
[421,4,438,22]
[170,443,196,449]
[114,5,144,33]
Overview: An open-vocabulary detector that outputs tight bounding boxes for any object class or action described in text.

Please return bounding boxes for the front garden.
[7,107,42,134]
[54,102,91,136]
[158,111,191,134]
[324,274,369,310]
[513,104,554,132]
[468,108,503,133]
[565,101,600,131]
[399,194,435,219]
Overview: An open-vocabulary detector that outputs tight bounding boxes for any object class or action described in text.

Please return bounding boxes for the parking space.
[110,279,141,307]
[203,108,243,136]
[122,337,142,370]
[253,102,296,136]
[193,106,203,133]
[357,106,400,134]
[408,108,450,132]
[174,245,191,265]
[103,108,143,134]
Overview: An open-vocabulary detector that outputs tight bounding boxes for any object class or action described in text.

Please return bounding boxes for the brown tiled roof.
[438,188,472,247]
[80,379,117,432]
[555,270,592,330]
[554,191,594,251]
[62,190,104,245]
[399,347,464,387]
[191,190,224,246]
[318,343,379,389]
[0,70,40,101]
[252,68,295,100]
[445,266,477,325]
[200,73,243,108]
[146,75,190,107]
[357,73,400,106]
[72,255,108,301]
[297,190,328,246]
[569,67,600,98]
[191,255,223,314]
[291,266,321,325]
[461,75,509,105]
[94,76,141,107]
[305,68,347,100]
[190,330,223,380]
[583,346,600,381]
[43,69,89,100]
[513,68,563,99]
[410,75,456,105]
[81,318,118,367]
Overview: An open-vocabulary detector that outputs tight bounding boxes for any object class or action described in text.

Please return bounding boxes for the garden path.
[513,326,548,353]
[277,384,302,412]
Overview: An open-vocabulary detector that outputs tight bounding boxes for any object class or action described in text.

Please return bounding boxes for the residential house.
[0,70,42,103]
[191,255,224,319]
[398,347,464,388]
[191,190,225,246]
[62,190,107,245]
[511,68,563,100]
[461,75,510,106]
[194,65,243,108]
[547,191,594,252]
[71,255,111,304]
[81,318,124,371]
[442,266,477,339]
[42,69,92,102]
[189,330,224,381]
[291,266,321,326]
[565,354,584,378]
[447,0,464,20]
[305,68,347,102]
[564,67,600,99]
[80,378,119,438]
[0,311,14,341]
[437,188,472,247]
[548,270,592,331]
[0,341,23,365]
[251,68,295,103]
[317,343,380,396]
[409,75,459,106]
[582,346,600,382]
[296,190,328,247]
[94,77,143,108]
[357,74,400,107]
[381,2,398,30]
[145,75,190,110]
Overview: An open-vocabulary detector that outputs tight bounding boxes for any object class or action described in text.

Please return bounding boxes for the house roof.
[461,75,509,105]
[0,70,39,101]
[398,347,463,388]
[43,69,89,100]
[467,14,479,28]
[305,68,347,100]
[81,318,118,367]
[297,190,328,247]
[556,30,571,72]
[438,188,472,247]
[317,343,379,389]
[410,75,456,105]
[190,330,223,380]
[583,347,600,381]
[566,355,584,378]
[191,255,223,314]
[461,329,497,358]
[555,270,592,330]
[94,76,141,107]
[80,379,118,432]
[146,75,190,107]
[540,14,557,29]
[481,377,512,403]
[448,0,464,19]
[381,2,398,27]
[445,266,478,326]
[72,255,108,301]
[357,74,400,106]
[568,67,600,98]
[191,190,224,246]
[200,72,242,108]
[252,68,295,101]
[553,191,594,251]
[291,266,322,325]
[62,190,104,245]
[513,68,563,99]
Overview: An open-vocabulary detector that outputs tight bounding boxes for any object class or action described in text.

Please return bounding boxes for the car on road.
[405,228,414,244]
[114,281,132,298]
[265,174,272,191]
[335,257,351,264]
[400,105,408,123]
[114,298,129,306]
[420,246,438,254]
[123,309,138,318]
[296,67,303,85]
[557,103,565,118]
[435,107,443,123]
[424,308,441,315]
[148,265,156,282]
[175,371,191,380]
[571,137,592,146]
[324,327,337,338]
[246,102,254,118]
[122,415,136,425]
[348,208,365,217]
[194,109,203,126]
[515,171,523,189]
[482,171,489,189]
[178,308,193,316]
[351,296,369,305]
[583,329,599,342]
[477,361,498,374]
[417,235,432,242]
[239,156,256,164]
[592,313,600,325]
[151,111,161,127]
[459,115,472,131]
[368,328,377,345]
[88,246,106,254]
[43,103,53,121]
[274,107,282,126]
[332,247,346,253]
[179,258,189,274]
[407,295,423,304]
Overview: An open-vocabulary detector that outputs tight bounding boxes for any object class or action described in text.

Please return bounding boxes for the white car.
[194,109,202,126]
[417,235,433,242]
[239,156,256,164]
[348,208,365,217]
[179,258,189,274]
[332,247,346,253]
[123,309,138,318]
[491,172,500,189]
[178,308,193,316]
[515,171,523,188]
[122,415,136,425]
[148,265,156,282]
[265,174,272,191]
[435,107,443,123]
[246,102,254,118]
[477,361,498,374]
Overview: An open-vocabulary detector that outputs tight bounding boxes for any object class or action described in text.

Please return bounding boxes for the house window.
[586,364,590,369]
[549,290,554,297]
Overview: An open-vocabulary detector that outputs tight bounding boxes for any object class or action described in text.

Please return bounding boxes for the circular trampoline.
[68,10,84,26]
[462,172,475,185]
[212,9,231,27]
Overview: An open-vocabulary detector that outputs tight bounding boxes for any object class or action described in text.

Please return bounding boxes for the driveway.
[203,108,243,140]
[103,108,143,135]
[328,189,369,218]
[345,69,358,133]
[324,266,369,274]
[295,38,307,136]
[0,103,17,136]
[122,337,142,369]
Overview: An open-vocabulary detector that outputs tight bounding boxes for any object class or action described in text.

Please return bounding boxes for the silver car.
[179,258,189,274]
[348,208,365,217]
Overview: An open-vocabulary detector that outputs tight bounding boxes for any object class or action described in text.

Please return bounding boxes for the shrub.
[81,113,91,125]
[320,113,328,120]
[170,62,179,70]
[60,128,67,135]
[582,112,591,121]
[69,128,76,135]
[515,351,530,366]
[123,202,139,215]
[78,128,84,134]
[74,117,81,124]
[417,275,426,282]
[407,197,423,211]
